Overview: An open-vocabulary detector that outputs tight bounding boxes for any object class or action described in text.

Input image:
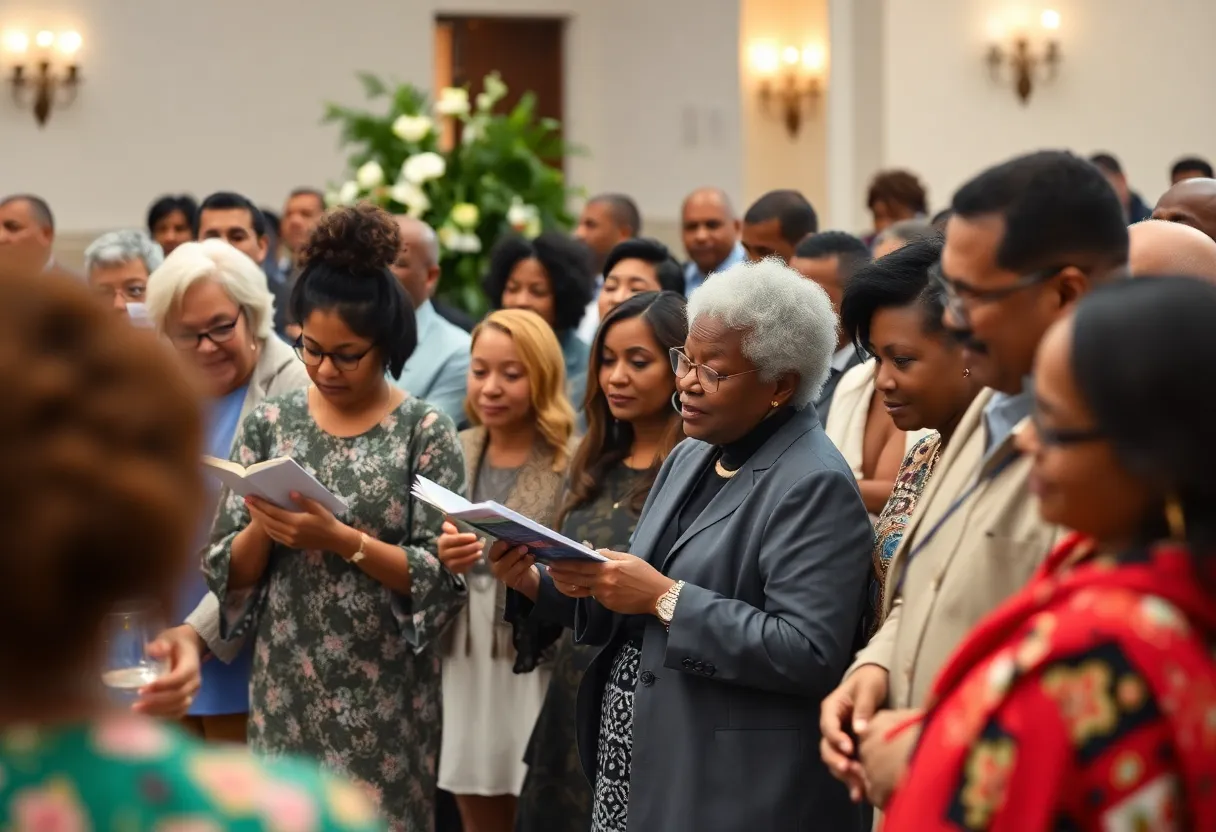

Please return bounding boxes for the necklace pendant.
[714,459,739,479]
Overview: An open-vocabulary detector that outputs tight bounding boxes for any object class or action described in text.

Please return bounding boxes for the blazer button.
[639,670,656,686]
[705,663,716,676]
[682,658,693,668]
[694,661,704,672]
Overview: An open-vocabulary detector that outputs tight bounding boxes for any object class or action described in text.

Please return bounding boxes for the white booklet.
[202,456,349,516]
[411,475,607,564]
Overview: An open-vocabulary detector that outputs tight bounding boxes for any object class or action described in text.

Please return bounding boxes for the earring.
[771,399,780,408]
[1165,495,1187,541]
[963,368,971,378]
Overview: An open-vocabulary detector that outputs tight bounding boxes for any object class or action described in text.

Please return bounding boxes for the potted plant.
[324,72,580,316]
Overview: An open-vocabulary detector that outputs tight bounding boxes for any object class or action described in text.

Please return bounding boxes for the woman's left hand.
[547,550,676,615]
[245,493,357,554]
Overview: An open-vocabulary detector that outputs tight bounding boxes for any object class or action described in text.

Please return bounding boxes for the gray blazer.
[185,336,312,659]
[526,405,873,832]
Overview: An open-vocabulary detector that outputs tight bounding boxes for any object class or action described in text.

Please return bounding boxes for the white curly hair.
[686,256,838,409]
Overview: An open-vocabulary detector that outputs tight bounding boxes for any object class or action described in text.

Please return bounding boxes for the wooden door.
[435,15,566,167]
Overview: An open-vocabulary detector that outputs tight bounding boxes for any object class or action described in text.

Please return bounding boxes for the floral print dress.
[204,389,466,832]
[0,714,384,831]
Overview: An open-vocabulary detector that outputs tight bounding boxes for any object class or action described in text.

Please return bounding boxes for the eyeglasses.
[1031,411,1104,446]
[669,348,760,393]
[930,263,1066,322]
[293,339,374,372]
[93,284,147,303]
[168,309,244,351]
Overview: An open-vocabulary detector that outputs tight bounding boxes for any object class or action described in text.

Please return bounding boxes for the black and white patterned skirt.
[590,639,642,832]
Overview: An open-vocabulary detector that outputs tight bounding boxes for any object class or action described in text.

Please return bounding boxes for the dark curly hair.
[290,203,417,378]
[867,169,929,215]
[602,238,685,296]
[0,269,203,681]
[483,232,595,332]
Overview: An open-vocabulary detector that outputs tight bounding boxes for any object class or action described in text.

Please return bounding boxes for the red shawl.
[882,533,1216,831]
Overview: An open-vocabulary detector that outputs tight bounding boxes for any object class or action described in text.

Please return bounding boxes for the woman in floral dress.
[205,205,466,831]
[836,236,980,635]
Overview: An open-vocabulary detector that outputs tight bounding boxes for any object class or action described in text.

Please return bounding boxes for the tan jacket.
[848,388,1061,708]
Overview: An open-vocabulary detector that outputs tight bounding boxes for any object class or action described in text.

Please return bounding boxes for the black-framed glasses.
[293,339,374,372]
[168,309,244,351]
[1031,411,1104,446]
[930,263,1066,321]
[669,348,760,393]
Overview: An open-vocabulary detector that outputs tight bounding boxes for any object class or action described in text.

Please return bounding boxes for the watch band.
[656,580,685,628]
[346,531,368,564]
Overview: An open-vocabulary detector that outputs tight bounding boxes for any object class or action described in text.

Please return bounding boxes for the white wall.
[829,0,1216,231]
[739,0,829,216]
[0,0,742,239]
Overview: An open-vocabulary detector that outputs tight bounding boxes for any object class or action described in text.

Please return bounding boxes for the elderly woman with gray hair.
[139,239,311,741]
[84,229,164,319]
[490,258,874,831]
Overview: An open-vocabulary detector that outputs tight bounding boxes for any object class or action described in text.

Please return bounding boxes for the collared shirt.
[982,376,1034,454]
[683,241,746,295]
[394,299,472,423]
[830,343,858,374]
[576,275,605,344]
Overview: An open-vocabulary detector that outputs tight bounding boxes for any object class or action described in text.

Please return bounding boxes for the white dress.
[439,571,551,795]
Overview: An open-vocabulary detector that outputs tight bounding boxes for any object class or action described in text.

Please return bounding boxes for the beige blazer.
[848,387,1061,708]
[186,336,311,660]
[824,360,933,481]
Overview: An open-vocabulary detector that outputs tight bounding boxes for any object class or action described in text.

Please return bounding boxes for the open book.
[203,456,349,516]
[411,475,607,564]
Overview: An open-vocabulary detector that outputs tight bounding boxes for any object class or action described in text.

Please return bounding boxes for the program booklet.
[411,475,607,564]
[202,456,349,516]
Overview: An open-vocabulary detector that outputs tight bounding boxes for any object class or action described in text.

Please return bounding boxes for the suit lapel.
[633,442,712,565]
[657,407,818,573]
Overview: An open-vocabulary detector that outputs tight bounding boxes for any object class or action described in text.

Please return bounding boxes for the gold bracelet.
[346,531,368,564]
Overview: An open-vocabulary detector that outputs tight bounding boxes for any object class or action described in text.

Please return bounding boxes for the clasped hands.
[245,492,360,556]
[818,664,922,808]
[436,521,675,615]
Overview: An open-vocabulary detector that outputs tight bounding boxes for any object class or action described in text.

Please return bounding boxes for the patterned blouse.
[204,389,467,832]
[0,715,383,830]
[883,534,1216,831]
[868,431,942,634]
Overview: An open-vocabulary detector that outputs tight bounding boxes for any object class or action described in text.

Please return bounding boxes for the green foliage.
[323,72,581,317]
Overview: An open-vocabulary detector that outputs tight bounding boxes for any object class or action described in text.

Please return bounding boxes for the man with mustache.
[819,150,1131,811]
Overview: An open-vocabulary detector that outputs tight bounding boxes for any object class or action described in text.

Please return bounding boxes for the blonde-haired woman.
[145,239,310,742]
[437,308,577,832]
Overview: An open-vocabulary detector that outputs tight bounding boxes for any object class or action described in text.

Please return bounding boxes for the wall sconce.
[749,41,825,137]
[986,9,1060,104]
[3,29,83,126]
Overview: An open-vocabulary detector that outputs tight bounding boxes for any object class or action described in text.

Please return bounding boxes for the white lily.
[392,114,434,143]
[355,160,384,190]
[401,152,447,185]
[337,181,360,205]
[435,87,471,117]
[390,181,431,218]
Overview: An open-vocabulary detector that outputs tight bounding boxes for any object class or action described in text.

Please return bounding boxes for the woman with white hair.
[489,258,875,831]
[84,229,163,319]
[142,239,311,742]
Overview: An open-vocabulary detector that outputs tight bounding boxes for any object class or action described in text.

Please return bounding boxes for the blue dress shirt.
[683,241,746,295]
[394,300,472,423]
[179,384,253,716]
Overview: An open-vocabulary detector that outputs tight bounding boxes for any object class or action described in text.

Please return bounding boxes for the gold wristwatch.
[655,580,685,628]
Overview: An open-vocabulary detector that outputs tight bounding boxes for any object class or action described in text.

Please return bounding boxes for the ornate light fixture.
[749,41,825,137]
[986,9,1061,104]
[3,29,83,126]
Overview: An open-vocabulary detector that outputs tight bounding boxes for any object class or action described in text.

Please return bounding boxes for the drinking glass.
[100,601,167,702]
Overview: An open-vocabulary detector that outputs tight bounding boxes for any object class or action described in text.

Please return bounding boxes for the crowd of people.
[2,146,1216,832]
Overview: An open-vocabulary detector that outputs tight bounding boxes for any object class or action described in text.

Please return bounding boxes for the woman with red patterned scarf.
[877,277,1216,831]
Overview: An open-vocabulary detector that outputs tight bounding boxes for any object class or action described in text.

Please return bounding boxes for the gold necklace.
[715,458,739,479]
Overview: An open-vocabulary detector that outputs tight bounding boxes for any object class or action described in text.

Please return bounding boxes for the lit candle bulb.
[34,30,54,49]
[57,31,82,56]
